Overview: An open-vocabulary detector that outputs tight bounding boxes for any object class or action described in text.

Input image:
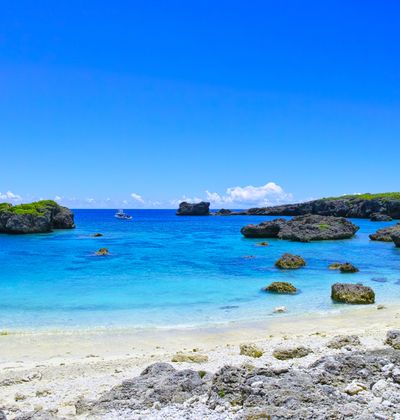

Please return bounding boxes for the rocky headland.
[0,200,75,234]
[215,193,400,220]
[241,214,359,242]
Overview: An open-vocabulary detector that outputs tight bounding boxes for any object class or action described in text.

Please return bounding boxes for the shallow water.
[0,210,399,330]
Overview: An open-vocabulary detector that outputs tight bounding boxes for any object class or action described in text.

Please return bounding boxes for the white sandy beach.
[0,304,399,419]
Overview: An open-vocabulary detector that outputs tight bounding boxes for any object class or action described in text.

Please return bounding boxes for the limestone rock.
[344,381,367,395]
[369,223,400,241]
[385,330,400,350]
[176,202,210,216]
[275,253,306,269]
[264,281,297,294]
[240,344,263,358]
[272,346,313,360]
[327,335,361,349]
[0,200,75,234]
[95,248,109,256]
[240,218,286,238]
[331,283,375,304]
[370,213,392,222]
[391,231,400,247]
[171,353,209,363]
[241,214,359,242]
[339,263,359,273]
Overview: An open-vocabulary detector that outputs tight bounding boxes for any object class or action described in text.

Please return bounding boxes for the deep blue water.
[0,210,399,330]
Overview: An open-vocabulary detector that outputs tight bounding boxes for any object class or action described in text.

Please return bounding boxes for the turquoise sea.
[0,210,399,331]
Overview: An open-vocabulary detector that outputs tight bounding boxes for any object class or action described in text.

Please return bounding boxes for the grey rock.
[0,410,6,420]
[370,213,393,222]
[385,330,400,350]
[391,231,400,247]
[241,214,359,242]
[77,362,210,414]
[79,349,400,419]
[331,283,375,304]
[274,253,306,269]
[327,335,361,349]
[219,196,400,219]
[392,367,400,383]
[0,201,75,234]
[240,218,286,238]
[272,346,313,360]
[369,223,400,242]
[176,201,210,216]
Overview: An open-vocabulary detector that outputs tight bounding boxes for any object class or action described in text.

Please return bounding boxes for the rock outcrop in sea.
[275,254,306,269]
[391,231,400,247]
[0,200,75,234]
[369,223,400,242]
[331,283,375,304]
[264,281,297,293]
[241,214,359,242]
[176,201,210,216]
[215,193,400,219]
[77,348,400,419]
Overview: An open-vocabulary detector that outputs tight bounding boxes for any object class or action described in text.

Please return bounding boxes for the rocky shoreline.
[77,337,400,420]
[2,313,399,420]
[215,196,400,220]
[176,195,400,220]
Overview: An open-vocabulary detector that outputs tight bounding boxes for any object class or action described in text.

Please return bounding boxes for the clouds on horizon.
[0,182,294,209]
[205,182,293,208]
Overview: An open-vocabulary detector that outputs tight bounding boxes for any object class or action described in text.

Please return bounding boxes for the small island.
[0,200,75,234]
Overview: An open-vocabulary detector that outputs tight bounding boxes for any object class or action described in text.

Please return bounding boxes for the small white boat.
[114,209,132,220]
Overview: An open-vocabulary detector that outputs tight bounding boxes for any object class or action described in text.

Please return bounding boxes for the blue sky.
[1,1,399,208]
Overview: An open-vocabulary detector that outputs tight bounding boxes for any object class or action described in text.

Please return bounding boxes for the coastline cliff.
[214,193,400,219]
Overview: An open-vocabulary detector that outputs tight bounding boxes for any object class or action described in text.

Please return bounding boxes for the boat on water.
[114,209,132,220]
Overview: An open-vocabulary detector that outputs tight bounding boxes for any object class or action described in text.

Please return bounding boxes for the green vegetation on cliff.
[322,192,400,201]
[0,200,58,216]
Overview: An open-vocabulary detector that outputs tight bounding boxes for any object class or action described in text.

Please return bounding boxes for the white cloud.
[85,198,95,203]
[169,196,203,206]
[131,192,144,203]
[206,182,293,207]
[0,191,22,202]
[54,195,62,202]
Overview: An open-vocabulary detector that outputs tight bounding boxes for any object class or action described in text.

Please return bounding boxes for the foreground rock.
[273,346,313,360]
[264,281,297,294]
[77,349,400,419]
[385,330,400,350]
[218,194,400,219]
[275,253,306,269]
[391,231,400,247]
[239,343,263,358]
[171,353,209,363]
[327,335,361,349]
[77,363,210,414]
[176,201,210,216]
[241,214,359,242]
[0,200,75,234]
[331,283,375,304]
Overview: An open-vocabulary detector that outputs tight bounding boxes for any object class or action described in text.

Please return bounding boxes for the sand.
[0,304,399,418]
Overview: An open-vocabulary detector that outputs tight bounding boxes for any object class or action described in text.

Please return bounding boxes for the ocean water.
[0,210,399,331]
